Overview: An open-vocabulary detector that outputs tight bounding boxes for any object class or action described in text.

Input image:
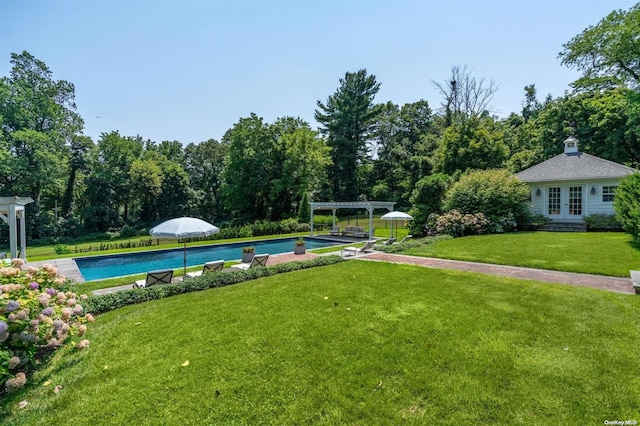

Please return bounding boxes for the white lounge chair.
[230,253,270,270]
[186,260,224,278]
[341,240,377,257]
[399,235,412,244]
[384,238,396,245]
[134,269,174,288]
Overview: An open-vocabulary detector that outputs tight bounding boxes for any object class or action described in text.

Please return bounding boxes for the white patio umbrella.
[149,217,220,278]
[380,211,414,239]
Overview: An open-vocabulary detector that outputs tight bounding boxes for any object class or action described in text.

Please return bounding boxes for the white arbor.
[0,196,34,259]
[309,201,396,240]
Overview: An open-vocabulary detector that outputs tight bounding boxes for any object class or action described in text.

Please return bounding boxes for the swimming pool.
[74,237,343,281]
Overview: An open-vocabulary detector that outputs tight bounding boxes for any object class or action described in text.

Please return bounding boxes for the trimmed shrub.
[312,215,334,230]
[520,213,548,230]
[279,218,300,233]
[238,225,254,238]
[584,213,622,231]
[444,169,530,225]
[295,223,311,232]
[614,173,640,240]
[82,255,345,315]
[118,225,138,238]
[409,173,451,237]
[298,192,311,223]
[54,244,72,255]
[0,260,92,393]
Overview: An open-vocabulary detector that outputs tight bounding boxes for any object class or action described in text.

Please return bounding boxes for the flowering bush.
[487,212,518,234]
[433,210,490,237]
[443,169,531,225]
[0,259,92,394]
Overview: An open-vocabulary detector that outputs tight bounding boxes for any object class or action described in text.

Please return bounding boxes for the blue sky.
[1,0,637,145]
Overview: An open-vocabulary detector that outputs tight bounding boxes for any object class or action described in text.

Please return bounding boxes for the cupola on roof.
[564,136,579,154]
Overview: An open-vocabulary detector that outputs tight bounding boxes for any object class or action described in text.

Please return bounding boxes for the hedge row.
[82,255,344,315]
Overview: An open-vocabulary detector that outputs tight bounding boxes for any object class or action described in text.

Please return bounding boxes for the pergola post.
[8,204,17,259]
[309,202,315,236]
[19,207,27,259]
[368,206,374,240]
[0,197,34,260]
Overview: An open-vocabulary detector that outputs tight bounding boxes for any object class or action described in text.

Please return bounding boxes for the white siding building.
[516,137,636,221]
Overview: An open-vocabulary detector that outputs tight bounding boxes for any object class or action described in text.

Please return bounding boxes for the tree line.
[1,4,638,242]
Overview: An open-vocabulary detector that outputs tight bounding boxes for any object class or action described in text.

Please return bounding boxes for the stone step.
[539,222,587,232]
[630,270,640,295]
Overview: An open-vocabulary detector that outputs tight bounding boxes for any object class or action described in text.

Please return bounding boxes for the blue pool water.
[74,237,342,281]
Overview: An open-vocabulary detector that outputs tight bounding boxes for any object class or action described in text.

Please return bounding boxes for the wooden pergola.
[0,196,34,260]
[309,201,396,240]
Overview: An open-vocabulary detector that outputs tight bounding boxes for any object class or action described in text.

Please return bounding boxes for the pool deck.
[28,258,86,283]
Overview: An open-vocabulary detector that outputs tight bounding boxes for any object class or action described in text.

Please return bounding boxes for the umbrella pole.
[183,240,187,278]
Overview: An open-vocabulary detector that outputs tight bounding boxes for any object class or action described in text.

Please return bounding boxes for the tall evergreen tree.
[315,69,382,200]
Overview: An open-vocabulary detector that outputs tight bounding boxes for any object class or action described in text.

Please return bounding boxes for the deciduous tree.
[560,4,640,90]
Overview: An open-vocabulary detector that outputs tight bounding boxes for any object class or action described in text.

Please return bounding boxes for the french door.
[547,186,583,219]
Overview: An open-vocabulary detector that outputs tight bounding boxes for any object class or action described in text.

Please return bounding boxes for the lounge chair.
[399,235,412,244]
[384,238,396,245]
[329,225,341,236]
[133,269,174,288]
[230,253,270,270]
[341,240,377,257]
[186,260,224,278]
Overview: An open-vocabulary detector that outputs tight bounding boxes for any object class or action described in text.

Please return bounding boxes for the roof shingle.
[516,152,636,182]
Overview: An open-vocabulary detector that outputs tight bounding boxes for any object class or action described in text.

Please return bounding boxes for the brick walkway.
[357,252,634,294]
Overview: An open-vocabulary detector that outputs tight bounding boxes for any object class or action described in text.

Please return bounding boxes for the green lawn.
[3,261,640,425]
[402,231,640,277]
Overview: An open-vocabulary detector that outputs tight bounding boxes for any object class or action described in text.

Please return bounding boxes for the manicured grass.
[3,261,640,424]
[402,231,640,277]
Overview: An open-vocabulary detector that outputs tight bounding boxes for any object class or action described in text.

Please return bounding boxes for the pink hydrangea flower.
[61,308,72,320]
[5,372,27,392]
[8,356,20,369]
[11,258,25,268]
[39,294,51,307]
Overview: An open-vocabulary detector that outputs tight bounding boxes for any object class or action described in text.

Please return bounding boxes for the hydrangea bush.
[0,259,92,394]
[426,210,518,237]
[432,210,490,237]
